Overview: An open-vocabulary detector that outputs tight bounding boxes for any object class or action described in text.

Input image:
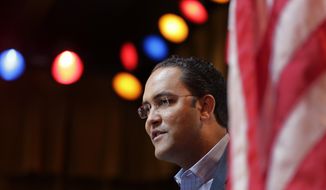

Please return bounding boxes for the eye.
[157,96,176,107]
[159,97,170,106]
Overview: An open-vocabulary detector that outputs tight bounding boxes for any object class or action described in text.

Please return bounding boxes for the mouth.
[152,130,167,141]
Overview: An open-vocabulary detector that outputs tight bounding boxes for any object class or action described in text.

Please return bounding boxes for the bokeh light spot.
[180,0,208,24]
[52,50,84,85]
[0,49,25,81]
[211,0,229,4]
[158,13,189,43]
[120,42,138,71]
[112,72,142,101]
[143,35,168,61]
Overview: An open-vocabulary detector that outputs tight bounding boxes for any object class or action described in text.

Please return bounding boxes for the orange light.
[158,13,189,43]
[112,72,142,101]
[211,0,229,4]
[120,42,138,71]
[180,0,208,24]
[52,51,84,85]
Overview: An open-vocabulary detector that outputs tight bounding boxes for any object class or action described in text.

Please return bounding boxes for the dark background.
[0,0,229,189]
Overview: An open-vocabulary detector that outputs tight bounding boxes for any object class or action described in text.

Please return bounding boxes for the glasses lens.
[138,104,149,119]
[137,107,145,119]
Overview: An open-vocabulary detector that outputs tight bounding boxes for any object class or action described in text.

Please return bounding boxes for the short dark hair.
[152,55,228,128]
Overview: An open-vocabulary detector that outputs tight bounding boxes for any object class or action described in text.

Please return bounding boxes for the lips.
[151,130,167,141]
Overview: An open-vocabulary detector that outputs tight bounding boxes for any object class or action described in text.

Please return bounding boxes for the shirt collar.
[174,134,229,186]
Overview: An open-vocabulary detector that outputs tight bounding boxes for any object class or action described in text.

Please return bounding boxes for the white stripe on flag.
[228,0,249,189]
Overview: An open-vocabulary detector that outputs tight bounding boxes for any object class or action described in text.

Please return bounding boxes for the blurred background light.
[143,35,168,61]
[120,42,138,71]
[211,0,229,4]
[0,49,26,81]
[112,72,142,101]
[179,0,208,24]
[158,13,189,43]
[52,50,84,85]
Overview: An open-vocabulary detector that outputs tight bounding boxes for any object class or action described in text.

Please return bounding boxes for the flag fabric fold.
[227,0,326,189]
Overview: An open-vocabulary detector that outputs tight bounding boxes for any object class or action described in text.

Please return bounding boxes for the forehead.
[143,67,189,101]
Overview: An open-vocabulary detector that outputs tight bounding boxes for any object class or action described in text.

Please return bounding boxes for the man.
[138,55,229,190]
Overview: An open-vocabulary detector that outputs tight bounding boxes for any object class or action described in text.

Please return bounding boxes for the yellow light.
[112,72,142,101]
[211,0,229,4]
[158,13,189,43]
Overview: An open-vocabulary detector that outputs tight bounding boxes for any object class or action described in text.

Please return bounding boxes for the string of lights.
[0,0,229,101]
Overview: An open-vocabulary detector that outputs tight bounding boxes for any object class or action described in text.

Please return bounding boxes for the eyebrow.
[142,92,175,104]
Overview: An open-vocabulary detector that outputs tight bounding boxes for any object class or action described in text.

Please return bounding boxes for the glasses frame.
[137,94,196,119]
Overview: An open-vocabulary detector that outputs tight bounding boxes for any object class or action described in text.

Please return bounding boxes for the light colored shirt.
[174,134,229,190]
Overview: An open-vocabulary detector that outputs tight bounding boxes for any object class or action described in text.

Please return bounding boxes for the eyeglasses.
[137,94,195,119]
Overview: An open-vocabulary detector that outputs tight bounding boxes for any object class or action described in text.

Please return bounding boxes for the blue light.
[143,35,168,61]
[0,49,26,81]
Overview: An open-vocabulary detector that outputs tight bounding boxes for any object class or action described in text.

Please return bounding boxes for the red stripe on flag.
[256,0,290,107]
[235,0,262,189]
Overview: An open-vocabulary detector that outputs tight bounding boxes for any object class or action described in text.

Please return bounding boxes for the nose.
[145,108,162,130]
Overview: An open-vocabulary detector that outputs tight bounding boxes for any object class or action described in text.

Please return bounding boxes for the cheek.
[161,108,181,125]
[160,99,201,126]
[173,110,201,137]
[145,122,151,136]
[162,107,197,131]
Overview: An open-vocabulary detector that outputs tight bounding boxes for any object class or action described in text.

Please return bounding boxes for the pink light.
[52,51,84,85]
[180,0,208,24]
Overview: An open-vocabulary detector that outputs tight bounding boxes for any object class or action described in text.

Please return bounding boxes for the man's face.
[142,67,202,165]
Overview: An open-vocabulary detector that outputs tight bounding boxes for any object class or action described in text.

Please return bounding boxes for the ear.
[199,94,216,120]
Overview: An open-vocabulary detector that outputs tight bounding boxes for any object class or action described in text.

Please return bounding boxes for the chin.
[154,146,169,161]
[154,148,165,160]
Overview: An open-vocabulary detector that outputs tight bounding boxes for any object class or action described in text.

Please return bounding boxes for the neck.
[178,124,227,169]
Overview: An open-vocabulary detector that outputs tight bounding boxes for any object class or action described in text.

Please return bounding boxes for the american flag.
[227,0,326,189]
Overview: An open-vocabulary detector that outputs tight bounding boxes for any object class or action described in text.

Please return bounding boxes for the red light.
[120,42,138,71]
[52,51,84,85]
[180,0,208,24]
